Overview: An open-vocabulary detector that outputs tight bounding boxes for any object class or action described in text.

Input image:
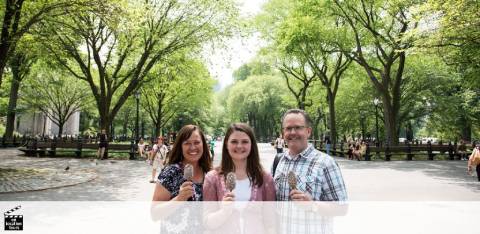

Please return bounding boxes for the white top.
[153,144,168,160]
[234,178,251,201]
[275,138,285,149]
[234,178,251,232]
[137,143,146,150]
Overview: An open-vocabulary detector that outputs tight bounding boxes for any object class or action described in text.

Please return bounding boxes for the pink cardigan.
[203,169,276,201]
[202,170,277,234]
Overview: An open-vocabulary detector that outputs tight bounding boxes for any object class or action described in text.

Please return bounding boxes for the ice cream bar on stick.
[226,172,236,192]
[183,164,193,181]
[287,171,297,190]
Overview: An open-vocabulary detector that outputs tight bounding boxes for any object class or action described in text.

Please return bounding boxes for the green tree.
[414,0,480,140]
[226,75,288,140]
[21,64,91,137]
[416,0,480,84]
[330,0,421,145]
[4,40,36,139]
[0,0,99,87]
[274,7,352,145]
[142,57,214,137]
[37,0,238,137]
[232,64,251,82]
[232,60,272,82]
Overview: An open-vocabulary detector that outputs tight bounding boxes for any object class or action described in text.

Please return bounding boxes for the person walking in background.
[467,145,480,181]
[209,136,216,161]
[325,136,331,155]
[274,134,285,154]
[97,129,108,160]
[150,137,168,183]
[458,139,467,160]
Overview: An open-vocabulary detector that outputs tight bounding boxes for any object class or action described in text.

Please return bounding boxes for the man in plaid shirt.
[272,109,347,234]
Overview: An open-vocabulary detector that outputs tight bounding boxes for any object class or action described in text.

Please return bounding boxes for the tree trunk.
[383,98,399,145]
[327,91,337,146]
[155,121,161,138]
[313,107,323,140]
[0,55,8,87]
[0,0,16,88]
[4,71,21,139]
[155,99,163,137]
[298,91,308,110]
[99,114,110,158]
[313,117,320,140]
[57,122,64,138]
[405,122,414,141]
[460,114,471,141]
[461,124,471,142]
[122,116,128,137]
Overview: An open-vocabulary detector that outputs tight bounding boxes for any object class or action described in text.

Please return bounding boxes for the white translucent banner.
[1,201,478,234]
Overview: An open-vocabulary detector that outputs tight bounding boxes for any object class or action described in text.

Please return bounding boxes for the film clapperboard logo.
[4,205,23,231]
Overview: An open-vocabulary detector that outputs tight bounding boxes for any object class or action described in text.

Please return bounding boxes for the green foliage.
[20,61,92,136]
[226,75,289,140]
[0,75,11,116]
[411,0,480,140]
[233,59,273,82]
[233,64,251,81]
[32,0,239,135]
[0,123,5,136]
[141,53,215,136]
[334,64,375,139]
[415,0,480,84]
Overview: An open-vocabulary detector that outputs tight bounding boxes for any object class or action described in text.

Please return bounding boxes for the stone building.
[14,111,80,137]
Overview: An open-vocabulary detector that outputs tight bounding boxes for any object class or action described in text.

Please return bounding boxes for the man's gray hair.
[281,109,312,127]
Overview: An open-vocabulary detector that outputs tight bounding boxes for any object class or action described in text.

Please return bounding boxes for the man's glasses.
[282,126,306,132]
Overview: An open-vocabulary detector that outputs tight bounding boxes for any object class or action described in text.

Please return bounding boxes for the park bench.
[18,138,137,159]
[0,135,28,148]
[310,140,475,161]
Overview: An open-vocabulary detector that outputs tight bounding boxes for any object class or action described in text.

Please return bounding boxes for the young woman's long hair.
[167,125,211,173]
[220,123,264,187]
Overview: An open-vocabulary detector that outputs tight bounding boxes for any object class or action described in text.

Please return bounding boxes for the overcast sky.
[206,0,267,90]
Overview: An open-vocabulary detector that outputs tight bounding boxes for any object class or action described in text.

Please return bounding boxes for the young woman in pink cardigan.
[203,123,276,234]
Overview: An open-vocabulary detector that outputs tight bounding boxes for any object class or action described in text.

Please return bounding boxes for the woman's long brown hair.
[167,125,211,173]
[220,123,264,187]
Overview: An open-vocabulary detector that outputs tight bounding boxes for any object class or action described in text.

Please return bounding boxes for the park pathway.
[1,143,479,201]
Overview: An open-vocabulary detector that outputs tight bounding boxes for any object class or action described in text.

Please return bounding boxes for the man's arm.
[320,160,348,202]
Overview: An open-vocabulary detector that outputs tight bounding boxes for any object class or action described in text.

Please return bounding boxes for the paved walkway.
[0,149,154,200]
[0,143,479,201]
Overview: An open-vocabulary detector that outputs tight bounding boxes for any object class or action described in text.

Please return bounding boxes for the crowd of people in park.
[346,140,367,161]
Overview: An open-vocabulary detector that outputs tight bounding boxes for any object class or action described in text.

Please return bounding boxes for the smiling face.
[181,130,204,164]
[282,113,311,155]
[227,130,252,162]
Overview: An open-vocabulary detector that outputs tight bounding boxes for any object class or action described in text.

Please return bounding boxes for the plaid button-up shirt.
[272,144,347,234]
[272,144,347,201]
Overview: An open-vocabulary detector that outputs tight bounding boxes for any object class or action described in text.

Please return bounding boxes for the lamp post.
[373,98,380,146]
[141,120,145,140]
[133,90,140,160]
[360,111,366,140]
